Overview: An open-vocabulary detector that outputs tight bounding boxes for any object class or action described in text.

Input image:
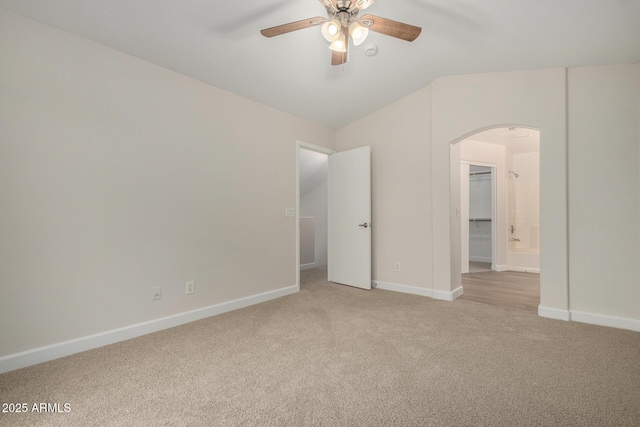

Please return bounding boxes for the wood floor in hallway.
[460,270,540,312]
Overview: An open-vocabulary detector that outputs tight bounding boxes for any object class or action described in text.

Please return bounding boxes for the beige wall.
[0,9,335,357]
[432,69,569,311]
[567,64,640,323]
[2,7,639,368]
[340,66,638,327]
[336,87,433,290]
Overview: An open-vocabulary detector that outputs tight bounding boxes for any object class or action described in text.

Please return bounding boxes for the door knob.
[359,223,370,228]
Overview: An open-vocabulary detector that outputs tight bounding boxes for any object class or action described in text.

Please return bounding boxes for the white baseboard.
[372,281,639,332]
[470,256,492,263]
[299,262,317,271]
[433,286,463,301]
[372,281,463,301]
[372,280,431,297]
[0,285,298,374]
[538,306,639,332]
[538,305,571,321]
[494,264,509,272]
[570,310,640,332]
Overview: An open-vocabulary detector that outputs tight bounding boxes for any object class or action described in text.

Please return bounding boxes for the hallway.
[460,270,540,312]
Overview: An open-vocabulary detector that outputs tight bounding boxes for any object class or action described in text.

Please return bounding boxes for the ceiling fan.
[260,0,422,66]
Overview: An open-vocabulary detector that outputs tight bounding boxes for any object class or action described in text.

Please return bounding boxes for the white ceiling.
[299,149,328,195]
[1,0,639,129]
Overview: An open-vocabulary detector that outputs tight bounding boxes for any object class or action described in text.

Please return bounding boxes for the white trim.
[300,262,317,271]
[375,285,639,332]
[570,310,640,332]
[469,256,492,263]
[0,285,298,374]
[373,281,464,302]
[508,266,541,273]
[373,280,432,297]
[461,160,497,169]
[460,160,498,274]
[494,264,509,272]
[538,305,570,321]
[433,286,463,301]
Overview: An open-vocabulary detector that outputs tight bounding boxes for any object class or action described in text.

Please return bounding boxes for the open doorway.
[455,127,541,312]
[298,147,330,287]
[296,142,372,291]
[461,164,495,274]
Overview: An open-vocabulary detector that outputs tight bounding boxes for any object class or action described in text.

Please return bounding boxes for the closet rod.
[469,171,491,176]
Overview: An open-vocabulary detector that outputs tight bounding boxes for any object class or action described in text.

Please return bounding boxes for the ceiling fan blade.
[260,17,326,38]
[359,14,422,42]
[331,49,346,66]
[354,0,376,10]
[331,28,348,66]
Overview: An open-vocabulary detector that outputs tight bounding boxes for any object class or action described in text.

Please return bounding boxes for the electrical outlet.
[395,262,401,272]
[185,280,195,295]
[152,286,161,301]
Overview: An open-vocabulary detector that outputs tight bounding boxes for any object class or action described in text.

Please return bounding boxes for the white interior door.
[328,146,371,290]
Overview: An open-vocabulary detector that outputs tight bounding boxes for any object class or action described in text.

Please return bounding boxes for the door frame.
[296,141,335,291]
[460,161,497,273]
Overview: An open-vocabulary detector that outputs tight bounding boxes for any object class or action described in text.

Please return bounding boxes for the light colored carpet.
[1,266,639,426]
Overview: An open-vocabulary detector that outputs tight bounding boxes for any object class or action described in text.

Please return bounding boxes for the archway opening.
[450,125,540,312]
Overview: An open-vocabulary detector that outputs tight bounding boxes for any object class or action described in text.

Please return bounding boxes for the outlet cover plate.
[186,280,195,295]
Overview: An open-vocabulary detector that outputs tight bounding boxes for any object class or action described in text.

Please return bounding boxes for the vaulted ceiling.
[1,0,639,129]
[299,149,328,195]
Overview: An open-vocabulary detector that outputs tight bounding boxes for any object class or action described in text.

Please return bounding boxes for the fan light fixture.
[349,22,369,46]
[329,34,347,52]
[329,40,346,52]
[260,0,421,66]
[321,19,341,42]
[323,20,368,48]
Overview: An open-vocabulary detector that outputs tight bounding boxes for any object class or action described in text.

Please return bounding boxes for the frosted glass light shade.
[321,20,341,42]
[349,22,369,46]
[329,38,347,52]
